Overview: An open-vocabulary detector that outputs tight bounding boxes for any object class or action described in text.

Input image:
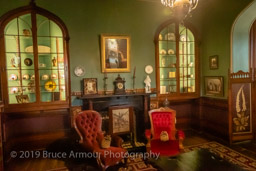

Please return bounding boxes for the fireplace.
[78,93,153,143]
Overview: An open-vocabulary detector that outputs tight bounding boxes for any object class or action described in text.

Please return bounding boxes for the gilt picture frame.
[101,34,130,73]
[83,78,98,95]
[109,106,133,135]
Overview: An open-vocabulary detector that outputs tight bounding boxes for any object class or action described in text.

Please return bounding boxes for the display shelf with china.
[155,20,199,99]
[0,4,70,111]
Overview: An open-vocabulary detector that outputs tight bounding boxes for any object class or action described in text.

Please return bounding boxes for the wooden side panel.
[2,109,71,162]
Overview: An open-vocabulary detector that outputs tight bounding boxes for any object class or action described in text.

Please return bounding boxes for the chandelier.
[161,0,198,19]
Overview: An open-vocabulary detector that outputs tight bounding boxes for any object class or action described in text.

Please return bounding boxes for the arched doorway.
[229,1,256,143]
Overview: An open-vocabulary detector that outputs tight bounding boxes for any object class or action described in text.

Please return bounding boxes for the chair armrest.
[145,129,152,139]
[177,130,185,150]
[111,135,124,147]
[177,130,185,140]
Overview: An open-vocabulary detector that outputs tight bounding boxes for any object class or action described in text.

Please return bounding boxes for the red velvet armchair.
[74,110,126,170]
[145,107,185,156]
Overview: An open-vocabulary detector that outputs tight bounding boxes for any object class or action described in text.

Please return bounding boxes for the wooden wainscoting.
[2,108,71,162]
[154,97,229,141]
[154,98,197,130]
[193,97,229,141]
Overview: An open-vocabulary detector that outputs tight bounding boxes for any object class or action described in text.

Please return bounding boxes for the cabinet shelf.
[160,78,176,81]
[159,67,176,69]
[2,12,69,105]
[156,21,198,98]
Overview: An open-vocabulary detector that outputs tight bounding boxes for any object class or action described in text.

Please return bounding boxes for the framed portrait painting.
[83,78,98,95]
[109,106,133,135]
[101,34,130,73]
[204,76,224,96]
[209,55,218,69]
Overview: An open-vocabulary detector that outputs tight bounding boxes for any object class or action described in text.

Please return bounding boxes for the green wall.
[0,0,252,105]
[232,1,256,73]
[197,0,252,99]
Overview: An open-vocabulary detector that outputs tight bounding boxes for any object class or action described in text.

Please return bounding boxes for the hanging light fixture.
[161,0,198,20]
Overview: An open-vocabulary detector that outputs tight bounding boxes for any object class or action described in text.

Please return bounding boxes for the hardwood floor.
[4,129,256,171]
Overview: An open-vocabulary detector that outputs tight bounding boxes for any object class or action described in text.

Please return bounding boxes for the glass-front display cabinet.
[0,5,70,111]
[155,20,198,99]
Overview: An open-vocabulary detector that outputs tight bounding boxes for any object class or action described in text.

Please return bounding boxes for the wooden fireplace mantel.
[78,92,155,121]
[77,92,156,141]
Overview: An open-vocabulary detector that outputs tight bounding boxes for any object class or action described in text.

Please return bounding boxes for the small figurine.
[52,57,57,67]
[144,75,151,93]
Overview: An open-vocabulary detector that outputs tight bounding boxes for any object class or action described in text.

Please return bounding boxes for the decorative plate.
[74,66,85,77]
[180,34,188,41]
[145,65,153,74]
[51,73,58,79]
[160,49,166,55]
[22,74,30,80]
[9,74,18,80]
[41,74,49,80]
[45,80,57,92]
[10,87,19,94]
[31,74,35,80]
[24,58,33,66]
[168,49,175,55]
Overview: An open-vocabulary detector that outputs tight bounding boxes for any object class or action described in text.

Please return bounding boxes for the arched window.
[0,3,70,110]
[155,20,198,99]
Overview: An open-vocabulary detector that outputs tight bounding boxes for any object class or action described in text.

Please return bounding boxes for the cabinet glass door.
[4,13,67,104]
[157,22,196,96]
[37,15,66,102]
[159,23,177,94]
[4,14,36,104]
[179,25,195,93]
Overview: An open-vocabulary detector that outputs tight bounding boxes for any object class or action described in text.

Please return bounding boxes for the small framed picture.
[109,106,133,135]
[16,95,29,103]
[204,76,224,96]
[83,78,98,95]
[209,55,218,69]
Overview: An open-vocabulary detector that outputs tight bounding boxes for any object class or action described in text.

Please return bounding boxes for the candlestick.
[133,66,136,78]
[132,66,136,93]
[103,72,108,95]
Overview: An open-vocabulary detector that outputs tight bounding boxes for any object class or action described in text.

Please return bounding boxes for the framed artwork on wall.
[83,78,98,95]
[109,106,133,135]
[204,76,224,96]
[209,55,218,69]
[16,95,29,103]
[101,34,130,73]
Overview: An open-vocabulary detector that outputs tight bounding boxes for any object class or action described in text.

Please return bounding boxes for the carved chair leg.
[96,156,106,171]
[179,138,184,150]
[146,138,151,153]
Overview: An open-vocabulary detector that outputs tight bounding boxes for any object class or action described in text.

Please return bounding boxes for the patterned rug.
[123,157,157,171]
[184,141,256,171]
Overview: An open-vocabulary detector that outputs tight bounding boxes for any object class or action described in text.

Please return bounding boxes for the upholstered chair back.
[75,110,103,148]
[149,108,176,140]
